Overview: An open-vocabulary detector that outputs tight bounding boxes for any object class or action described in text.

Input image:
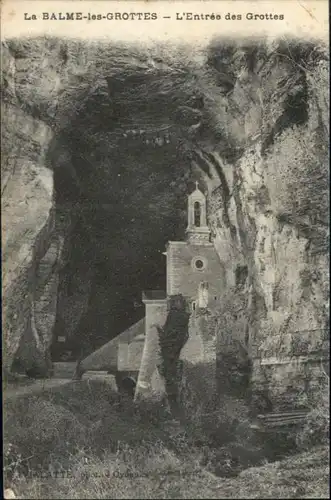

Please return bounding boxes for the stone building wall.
[135,299,167,397]
[166,241,225,302]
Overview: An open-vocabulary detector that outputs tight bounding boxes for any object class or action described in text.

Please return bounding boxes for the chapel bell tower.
[186,181,211,244]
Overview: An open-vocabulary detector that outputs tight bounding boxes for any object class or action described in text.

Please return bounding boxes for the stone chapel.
[135,182,225,394]
[78,183,225,395]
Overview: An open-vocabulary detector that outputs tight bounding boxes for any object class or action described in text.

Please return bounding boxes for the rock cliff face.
[205,40,329,408]
[1,99,62,375]
[1,36,329,402]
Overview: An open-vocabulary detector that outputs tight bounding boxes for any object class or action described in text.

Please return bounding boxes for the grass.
[3,363,330,499]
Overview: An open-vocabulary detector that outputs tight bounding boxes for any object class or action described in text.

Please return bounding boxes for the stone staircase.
[252,410,309,432]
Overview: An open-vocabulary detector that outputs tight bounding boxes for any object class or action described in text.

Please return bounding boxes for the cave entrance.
[49,109,192,363]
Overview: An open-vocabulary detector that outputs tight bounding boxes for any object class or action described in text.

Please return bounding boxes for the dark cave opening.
[49,98,195,361]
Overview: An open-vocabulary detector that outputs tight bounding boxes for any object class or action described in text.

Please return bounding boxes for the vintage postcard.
[1,0,329,498]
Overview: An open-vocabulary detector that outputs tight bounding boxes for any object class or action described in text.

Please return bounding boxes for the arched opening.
[47,71,195,363]
[194,201,201,227]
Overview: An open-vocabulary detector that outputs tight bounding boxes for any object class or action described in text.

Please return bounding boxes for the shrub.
[296,367,330,449]
[4,373,330,498]
[157,295,190,415]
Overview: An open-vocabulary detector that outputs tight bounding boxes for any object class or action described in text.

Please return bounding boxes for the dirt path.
[3,371,117,401]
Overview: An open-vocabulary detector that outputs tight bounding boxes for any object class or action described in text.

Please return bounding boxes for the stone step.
[255,410,309,429]
[52,362,77,378]
[257,411,308,420]
[82,370,109,376]
[52,363,118,382]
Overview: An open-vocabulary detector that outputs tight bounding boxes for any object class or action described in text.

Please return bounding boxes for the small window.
[192,256,207,272]
[194,202,201,227]
[192,301,196,311]
[195,259,204,270]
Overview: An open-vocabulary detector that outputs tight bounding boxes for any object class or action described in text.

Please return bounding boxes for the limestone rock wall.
[1,100,61,375]
[205,45,329,409]
[1,43,67,376]
[1,39,97,373]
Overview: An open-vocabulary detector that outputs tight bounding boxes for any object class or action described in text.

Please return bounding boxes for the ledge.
[257,354,329,366]
[142,290,167,303]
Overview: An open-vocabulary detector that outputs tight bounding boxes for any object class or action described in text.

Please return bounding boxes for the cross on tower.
[195,181,199,190]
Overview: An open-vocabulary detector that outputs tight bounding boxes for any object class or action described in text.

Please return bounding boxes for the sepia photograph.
[1,1,329,498]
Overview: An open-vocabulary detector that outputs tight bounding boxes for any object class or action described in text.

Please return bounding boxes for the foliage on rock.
[157,295,190,410]
[212,286,253,397]
[296,365,330,449]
